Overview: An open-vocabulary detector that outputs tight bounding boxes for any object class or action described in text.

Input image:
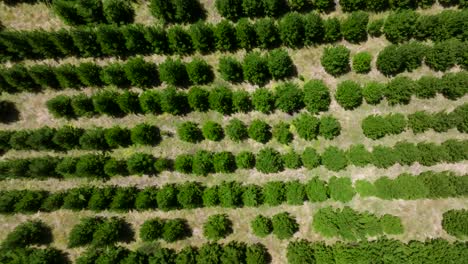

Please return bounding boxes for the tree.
[214,20,237,52]
[303,12,324,45]
[215,0,243,21]
[251,215,272,237]
[202,121,224,141]
[271,212,299,239]
[287,240,315,264]
[174,154,193,173]
[103,0,135,25]
[376,44,403,76]
[415,75,439,99]
[303,79,330,113]
[321,147,348,171]
[275,82,304,113]
[218,181,243,207]
[340,0,367,12]
[319,116,341,139]
[248,120,272,143]
[104,126,131,148]
[87,187,114,211]
[368,19,384,37]
[263,181,286,206]
[139,90,162,114]
[255,148,284,173]
[131,123,160,145]
[321,45,350,76]
[46,95,74,118]
[362,81,385,104]
[383,10,419,43]
[293,113,319,140]
[385,76,416,105]
[159,58,189,87]
[28,64,60,89]
[121,24,152,55]
[189,22,215,53]
[442,209,468,238]
[440,72,468,100]
[226,118,248,142]
[279,12,304,48]
[92,90,122,117]
[301,147,321,169]
[425,39,463,72]
[116,91,140,114]
[177,182,203,209]
[323,17,342,42]
[236,18,257,50]
[186,58,214,85]
[273,122,293,144]
[68,217,103,248]
[252,88,275,114]
[126,153,155,175]
[243,0,264,17]
[218,56,243,83]
[178,122,203,143]
[203,214,233,240]
[236,151,256,169]
[232,90,252,113]
[1,220,52,249]
[192,150,214,176]
[149,0,175,23]
[209,86,233,115]
[156,184,178,211]
[106,188,134,211]
[96,26,127,57]
[188,87,210,112]
[124,57,158,87]
[328,177,355,202]
[162,218,189,242]
[335,80,363,110]
[341,11,368,43]
[353,52,372,73]
[283,150,303,169]
[71,94,95,117]
[213,151,237,173]
[79,128,108,150]
[255,18,281,49]
[267,49,295,80]
[243,52,270,86]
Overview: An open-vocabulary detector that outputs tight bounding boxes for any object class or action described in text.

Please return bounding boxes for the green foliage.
[368,19,384,37]
[275,83,303,113]
[285,180,306,205]
[218,181,243,207]
[251,215,272,237]
[79,128,108,150]
[209,86,233,115]
[186,58,214,85]
[319,116,341,139]
[226,118,248,142]
[248,120,272,143]
[321,45,350,76]
[216,0,243,21]
[71,94,95,117]
[202,121,224,141]
[192,150,214,176]
[236,151,256,169]
[46,95,74,118]
[425,39,463,72]
[383,10,418,43]
[328,177,355,202]
[1,220,52,249]
[104,126,130,148]
[263,181,285,206]
[159,58,189,87]
[126,153,155,175]
[372,145,398,168]
[340,0,367,12]
[347,144,371,167]
[68,217,103,248]
[283,150,302,169]
[440,71,468,100]
[341,11,368,43]
[361,113,407,139]
[116,91,140,114]
[178,122,203,143]
[162,218,189,242]
[103,0,134,25]
[335,80,362,110]
[301,147,321,169]
[131,123,160,145]
[232,90,252,113]
[380,214,404,235]
[255,18,280,49]
[303,12,324,45]
[177,182,203,209]
[271,212,299,239]
[203,214,232,240]
[255,148,284,173]
[156,184,178,211]
[303,79,330,113]
[323,17,342,42]
[91,217,128,247]
[236,18,257,50]
[415,75,439,99]
[352,52,372,74]
[252,88,275,114]
[74,155,107,178]
[213,151,237,173]
[267,49,295,80]
[272,122,293,144]
[242,184,263,207]
[189,22,214,53]
[92,90,122,117]
[293,113,319,140]
[243,0,264,17]
[187,87,209,112]
[442,209,468,238]
[214,20,237,52]
[243,52,270,86]
[279,12,304,47]
[218,56,243,83]
[139,90,161,114]
[124,57,158,88]
[385,76,416,105]
[362,82,385,105]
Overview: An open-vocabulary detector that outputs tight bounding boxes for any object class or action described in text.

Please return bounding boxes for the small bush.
[46,95,74,118]
[218,56,243,83]
[243,52,270,86]
[159,58,189,87]
[368,19,384,37]
[321,45,350,76]
[126,153,155,175]
[347,144,371,167]
[116,91,141,114]
[352,52,372,73]
[92,90,122,117]
[1,220,51,249]
[202,121,224,141]
[279,12,304,47]
[214,20,237,52]
[167,26,193,55]
[335,80,362,110]
[273,122,293,144]
[236,18,257,50]
[186,58,214,85]
[256,148,284,173]
[203,214,232,240]
[236,151,256,169]
[263,181,286,206]
[187,87,209,112]
[213,151,237,173]
[252,88,275,114]
[104,126,131,148]
[162,219,189,242]
[131,123,160,146]
[232,90,252,113]
[71,94,95,117]
[215,0,243,21]
[174,154,193,173]
[267,49,295,80]
[255,18,281,49]
[362,82,385,105]
[68,217,103,248]
[189,21,215,53]
[177,182,203,209]
[248,120,272,144]
[100,63,130,87]
[178,122,203,143]
[328,177,355,202]
[79,128,108,150]
[283,150,303,169]
[293,113,319,140]
[442,209,468,238]
[341,11,368,43]
[103,0,134,25]
[274,82,304,113]
[251,215,272,237]
[192,150,214,176]
[209,86,233,115]
[321,147,348,171]
[383,10,418,43]
[124,57,158,88]
[301,147,321,169]
[385,76,416,105]
[319,116,341,139]
[303,79,330,113]
[226,118,248,142]
[271,212,299,239]
[323,17,342,42]
[140,218,164,241]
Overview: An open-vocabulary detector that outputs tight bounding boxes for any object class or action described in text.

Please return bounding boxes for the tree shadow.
[0,101,20,124]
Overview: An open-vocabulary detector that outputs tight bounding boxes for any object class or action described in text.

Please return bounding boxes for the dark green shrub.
[407,111,432,134]
[8,131,30,150]
[352,52,372,73]
[368,19,384,37]
[321,45,350,76]
[214,20,237,52]
[75,155,106,178]
[131,123,160,146]
[383,10,418,43]
[263,181,286,206]
[188,87,209,112]
[62,188,93,210]
[104,126,131,148]
[341,11,368,43]
[178,122,203,143]
[189,21,215,53]
[248,120,272,143]
[135,188,158,211]
[236,151,256,169]
[319,116,341,139]
[376,44,403,76]
[28,157,59,178]
[121,24,152,55]
[335,80,362,110]
[26,30,62,59]
[127,153,155,175]
[252,88,275,113]
[218,181,243,207]
[440,72,468,101]
[28,64,60,89]
[303,79,330,113]
[362,82,385,105]
[226,118,248,142]
[236,18,257,50]
[213,151,237,173]
[399,41,427,72]
[215,0,243,20]
[14,190,47,213]
[243,52,270,86]
[192,150,214,176]
[160,88,189,115]
[347,144,371,167]
[41,192,65,212]
[425,39,462,72]
[256,147,284,173]
[232,90,252,113]
[315,0,335,11]
[144,26,168,54]
[271,212,299,239]
[202,121,224,141]
[71,94,95,117]
[156,184,178,211]
[273,122,293,144]
[328,176,355,202]
[26,127,57,150]
[285,181,306,205]
[103,0,134,25]
[159,58,189,87]
[104,158,128,176]
[323,17,342,42]
[91,217,128,246]
[283,150,302,169]
[275,83,303,113]
[139,90,161,114]
[218,56,243,83]
[279,12,304,47]
[303,12,324,45]
[124,57,158,88]
[385,76,416,105]
[415,75,439,99]
[242,0,264,17]
[442,209,468,238]
[87,187,114,211]
[321,147,348,171]
[162,219,189,242]
[55,157,77,178]
[251,215,272,237]
[53,64,82,89]
[46,95,74,118]
[255,18,281,49]
[116,91,141,114]
[203,214,233,240]
[393,141,420,165]
[186,58,214,85]
[68,217,103,248]
[340,0,367,12]
[140,218,164,241]
[174,154,193,173]
[267,49,295,80]
[242,184,263,207]
[177,182,203,209]
[96,25,127,56]
[79,128,108,150]
[167,26,193,55]
[301,147,321,169]
[293,113,320,140]
[209,86,233,115]
[92,90,122,116]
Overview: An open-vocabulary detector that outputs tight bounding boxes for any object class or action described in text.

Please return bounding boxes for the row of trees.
[362,103,468,139]
[251,212,299,239]
[0,56,214,94]
[0,123,160,152]
[68,216,130,248]
[0,139,465,181]
[45,81,332,119]
[313,206,404,241]
[177,114,341,145]
[442,209,468,239]
[2,9,466,62]
[140,217,191,243]
[377,39,468,76]
[0,171,465,215]
[287,238,468,264]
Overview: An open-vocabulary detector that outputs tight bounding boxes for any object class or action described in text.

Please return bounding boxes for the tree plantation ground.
[0,0,467,263]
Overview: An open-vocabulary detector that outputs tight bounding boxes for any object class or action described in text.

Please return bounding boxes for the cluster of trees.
[52,0,135,26]
[177,114,340,145]
[362,103,468,139]
[442,209,468,238]
[251,212,299,239]
[0,56,214,94]
[356,171,468,200]
[149,0,205,24]
[76,242,270,264]
[0,171,465,215]
[2,10,466,63]
[313,206,404,241]
[68,216,130,248]
[0,123,161,152]
[287,238,468,264]
[377,40,468,76]
[46,80,334,119]
[140,217,191,242]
